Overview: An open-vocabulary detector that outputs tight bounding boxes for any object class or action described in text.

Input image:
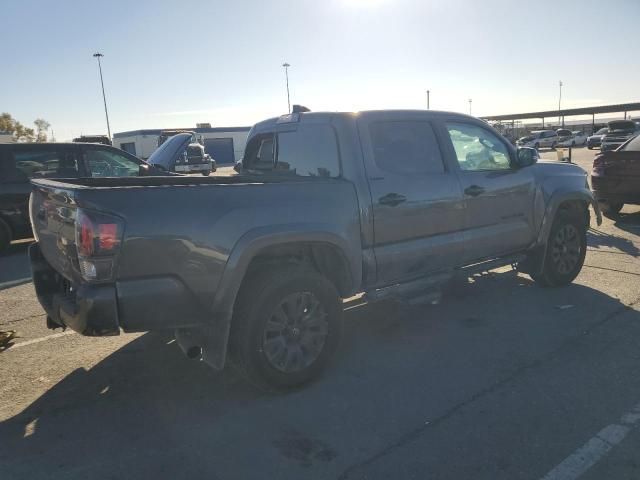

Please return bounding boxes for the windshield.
[147,133,191,168]
[607,121,636,133]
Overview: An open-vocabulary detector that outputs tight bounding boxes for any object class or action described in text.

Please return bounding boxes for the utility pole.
[426,90,430,110]
[282,62,291,113]
[558,80,563,126]
[468,98,472,115]
[93,53,111,139]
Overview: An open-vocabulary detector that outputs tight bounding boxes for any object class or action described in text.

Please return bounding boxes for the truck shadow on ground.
[588,225,639,257]
[614,210,640,239]
[1,271,638,478]
[0,241,32,286]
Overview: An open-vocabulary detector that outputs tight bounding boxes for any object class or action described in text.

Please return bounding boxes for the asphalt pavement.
[1,147,640,480]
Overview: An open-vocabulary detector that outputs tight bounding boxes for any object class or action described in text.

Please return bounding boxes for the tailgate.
[30,181,82,283]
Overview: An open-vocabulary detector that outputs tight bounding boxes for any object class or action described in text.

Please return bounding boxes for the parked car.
[587,127,608,149]
[591,133,640,217]
[556,129,573,145]
[558,131,588,147]
[28,109,601,389]
[600,120,639,152]
[516,130,559,149]
[148,132,215,175]
[0,142,161,250]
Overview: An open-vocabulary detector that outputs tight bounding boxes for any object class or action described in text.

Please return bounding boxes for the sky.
[2,0,639,140]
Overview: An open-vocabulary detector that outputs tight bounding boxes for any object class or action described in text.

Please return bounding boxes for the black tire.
[600,201,624,218]
[531,210,587,287]
[588,145,593,150]
[534,142,540,150]
[0,218,12,252]
[202,170,211,176]
[230,264,342,390]
[551,142,557,150]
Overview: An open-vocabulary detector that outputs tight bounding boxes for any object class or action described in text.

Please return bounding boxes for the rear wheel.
[534,142,540,150]
[600,201,623,218]
[531,210,586,287]
[230,264,342,390]
[0,219,12,252]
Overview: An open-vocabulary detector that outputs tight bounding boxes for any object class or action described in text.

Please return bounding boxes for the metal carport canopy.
[481,102,640,121]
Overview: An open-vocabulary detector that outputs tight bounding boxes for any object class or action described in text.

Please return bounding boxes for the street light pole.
[426,89,430,110]
[93,53,111,139]
[468,98,472,115]
[282,62,291,113]
[558,80,563,126]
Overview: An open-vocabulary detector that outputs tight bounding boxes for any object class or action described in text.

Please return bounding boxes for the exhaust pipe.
[174,328,203,361]
[186,345,203,360]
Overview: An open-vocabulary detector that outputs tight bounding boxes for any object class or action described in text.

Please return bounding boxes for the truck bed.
[29,175,363,332]
[30,173,299,189]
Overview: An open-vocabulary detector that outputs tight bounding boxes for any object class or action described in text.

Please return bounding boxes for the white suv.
[517,130,559,149]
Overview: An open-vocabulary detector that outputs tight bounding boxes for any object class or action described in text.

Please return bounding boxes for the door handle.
[379,193,407,207]
[464,185,485,197]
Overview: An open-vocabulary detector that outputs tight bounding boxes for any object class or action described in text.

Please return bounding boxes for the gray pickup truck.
[29,110,601,389]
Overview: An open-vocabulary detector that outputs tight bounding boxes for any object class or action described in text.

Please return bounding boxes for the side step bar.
[460,254,526,275]
[360,254,526,307]
[365,271,453,305]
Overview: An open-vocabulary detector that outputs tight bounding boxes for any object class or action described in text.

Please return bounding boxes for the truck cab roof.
[250,109,480,135]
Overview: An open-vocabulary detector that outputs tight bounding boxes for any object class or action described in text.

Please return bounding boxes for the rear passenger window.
[0,149,79,181]
[276,125,340,177]
[369,121,444,174]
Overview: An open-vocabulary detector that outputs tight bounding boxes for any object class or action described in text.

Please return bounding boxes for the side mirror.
[138,163,150,176]
[516,147,538,168]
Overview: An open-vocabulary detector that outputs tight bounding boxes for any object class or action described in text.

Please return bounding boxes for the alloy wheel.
[262,292,329,373]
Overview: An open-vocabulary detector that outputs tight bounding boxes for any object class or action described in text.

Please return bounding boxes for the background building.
[0,132,15,144]
[113,126,252,163]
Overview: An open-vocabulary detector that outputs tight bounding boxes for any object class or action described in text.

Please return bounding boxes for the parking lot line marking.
[9,330,75,350]
[0,277,32,291]
[540,402,640,480]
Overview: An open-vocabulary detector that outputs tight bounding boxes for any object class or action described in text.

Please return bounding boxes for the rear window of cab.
[244,124,340,178]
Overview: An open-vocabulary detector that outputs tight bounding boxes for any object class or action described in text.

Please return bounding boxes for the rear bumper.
[30,244,120,335]
[30,243,210,336]
[592,177,640,205]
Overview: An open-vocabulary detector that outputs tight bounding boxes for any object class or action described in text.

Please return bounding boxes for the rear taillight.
[75,209,124,281]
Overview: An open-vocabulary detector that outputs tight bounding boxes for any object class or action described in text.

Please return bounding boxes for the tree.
[0,112,39,142]
[34,119,50,142]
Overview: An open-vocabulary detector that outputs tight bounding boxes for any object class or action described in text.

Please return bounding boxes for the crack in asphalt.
[0,313,46,327]
[337,295,640,480]
[584,265,640,277]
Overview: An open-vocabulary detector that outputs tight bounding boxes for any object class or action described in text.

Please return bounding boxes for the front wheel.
[534,142,540,150]
[230,264,342,390]
[551,142,557,149]
[202,170,211,176]
[531,210,586,287]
